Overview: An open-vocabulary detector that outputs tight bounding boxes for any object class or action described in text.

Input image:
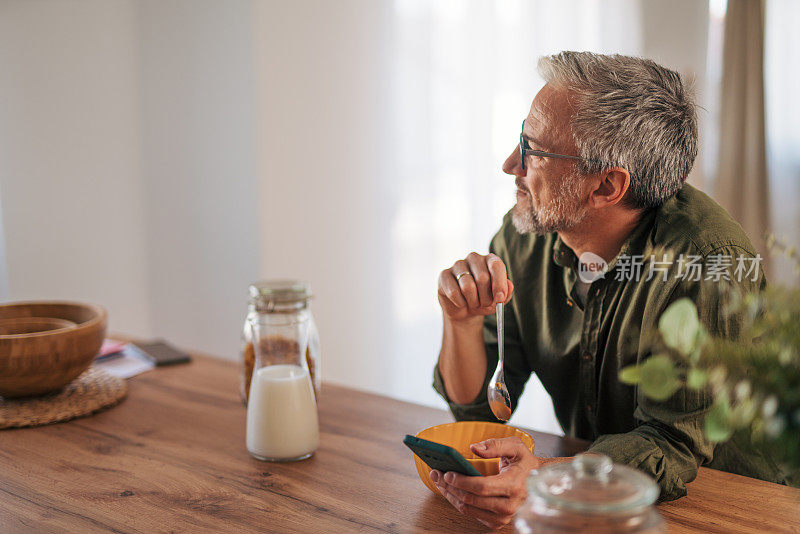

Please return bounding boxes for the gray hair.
[538,51,698,209]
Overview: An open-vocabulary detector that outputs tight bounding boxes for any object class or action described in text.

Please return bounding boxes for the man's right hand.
[438,252,514,323]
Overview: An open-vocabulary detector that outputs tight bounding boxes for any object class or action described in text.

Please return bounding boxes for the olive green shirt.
[433,184,790,501]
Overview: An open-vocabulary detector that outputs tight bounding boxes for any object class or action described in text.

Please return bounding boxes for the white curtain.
[764,0,800,285]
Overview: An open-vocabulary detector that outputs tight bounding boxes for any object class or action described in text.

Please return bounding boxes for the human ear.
[588,168,631,208]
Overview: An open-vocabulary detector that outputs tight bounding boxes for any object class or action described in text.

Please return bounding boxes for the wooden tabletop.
[1,355,798,533]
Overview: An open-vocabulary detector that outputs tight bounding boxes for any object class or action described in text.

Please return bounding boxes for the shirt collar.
[552,234,577,269]
[551,208,657,273]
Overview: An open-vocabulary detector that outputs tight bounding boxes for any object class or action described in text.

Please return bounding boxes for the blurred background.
[0,0,797,434]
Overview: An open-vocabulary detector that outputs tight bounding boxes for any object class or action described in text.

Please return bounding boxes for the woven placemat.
[0,367,127,429]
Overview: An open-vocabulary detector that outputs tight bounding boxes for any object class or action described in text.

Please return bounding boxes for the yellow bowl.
[411,421,535,496]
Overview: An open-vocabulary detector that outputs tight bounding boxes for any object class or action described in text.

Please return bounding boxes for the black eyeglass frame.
[519,121,609,170]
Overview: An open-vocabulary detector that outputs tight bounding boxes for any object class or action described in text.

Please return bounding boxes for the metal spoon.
[488,302,512,421]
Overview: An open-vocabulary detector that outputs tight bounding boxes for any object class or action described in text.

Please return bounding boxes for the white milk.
[246,364,319,461]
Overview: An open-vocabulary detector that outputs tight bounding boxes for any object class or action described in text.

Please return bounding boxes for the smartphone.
[403,435,482,477]
[133,340,192,366]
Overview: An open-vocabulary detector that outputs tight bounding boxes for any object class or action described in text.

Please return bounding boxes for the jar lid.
[526,453,659,514]
[249,280,312,308]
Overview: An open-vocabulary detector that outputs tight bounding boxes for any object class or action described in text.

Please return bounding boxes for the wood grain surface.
[0,355,798,533]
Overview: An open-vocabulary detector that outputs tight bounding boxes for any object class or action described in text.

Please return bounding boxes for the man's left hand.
[429,437,572,530]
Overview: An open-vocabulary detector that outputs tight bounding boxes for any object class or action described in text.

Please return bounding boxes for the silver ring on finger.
[455,271,472,282]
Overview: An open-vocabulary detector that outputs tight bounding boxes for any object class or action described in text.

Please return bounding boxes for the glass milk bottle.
[514,453,665,533]
[245,293,319,462]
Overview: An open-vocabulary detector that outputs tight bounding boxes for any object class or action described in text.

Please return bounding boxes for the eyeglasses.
[519,121,603,170]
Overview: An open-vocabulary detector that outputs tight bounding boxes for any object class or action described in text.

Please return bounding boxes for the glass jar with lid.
[240,280,321,405]
[514,453,665,533]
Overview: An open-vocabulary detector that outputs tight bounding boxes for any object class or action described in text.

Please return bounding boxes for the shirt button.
[582,351,592,361]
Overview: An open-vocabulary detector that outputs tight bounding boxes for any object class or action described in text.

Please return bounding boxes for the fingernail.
[474,441,487,451]
[497,292,505,302]
[444,472,455,483]
[430,470,440,483]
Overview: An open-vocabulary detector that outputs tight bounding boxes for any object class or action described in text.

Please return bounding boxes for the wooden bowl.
[411,421,535,496]
[0,317,77,335]
[0,301,107,398]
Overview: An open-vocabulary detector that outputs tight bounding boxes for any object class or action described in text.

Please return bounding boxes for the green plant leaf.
[705,400,733,442]
[729,398,757,428]
[638,354,681,401]
[689,328,708,364]
[686,368,708,390]
[619,365,642,385]
[659,298,706,355]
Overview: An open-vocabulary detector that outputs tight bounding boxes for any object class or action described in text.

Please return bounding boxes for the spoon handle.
[496,302,504,366]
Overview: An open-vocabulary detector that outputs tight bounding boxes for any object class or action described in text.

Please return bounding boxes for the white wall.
[0,0,152,337]
[138,0,260,359]
[253,0,398,394]
[0,0,260,357]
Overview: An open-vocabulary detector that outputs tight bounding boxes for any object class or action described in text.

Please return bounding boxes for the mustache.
[515,179,530,195]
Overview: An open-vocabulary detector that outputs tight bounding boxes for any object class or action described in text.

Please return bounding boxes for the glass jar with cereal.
[241,280,320,404]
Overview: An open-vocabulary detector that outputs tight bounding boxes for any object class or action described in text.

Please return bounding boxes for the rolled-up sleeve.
[587,391,711,501]
[432,361,496,421]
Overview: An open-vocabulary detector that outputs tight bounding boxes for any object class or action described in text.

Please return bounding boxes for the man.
[432,51,783,529]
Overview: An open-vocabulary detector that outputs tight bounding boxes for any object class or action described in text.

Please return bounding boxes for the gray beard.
[511,173,588,235]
